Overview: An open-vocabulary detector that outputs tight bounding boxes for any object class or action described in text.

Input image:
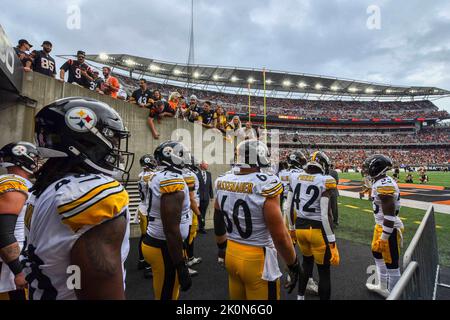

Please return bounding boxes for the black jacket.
[196,170,214,202]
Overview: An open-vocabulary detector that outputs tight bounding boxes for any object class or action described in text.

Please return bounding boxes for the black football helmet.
[139,154,157,170]
[235,139,271,168]
[287,151,307,169]
[0,141,39,174]
[154,140,190,170]
[306,151,331,175]
[364,154,393,178]
[34,97,134,181]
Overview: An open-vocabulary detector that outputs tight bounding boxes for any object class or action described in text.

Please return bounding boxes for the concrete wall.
[1,71,230,179]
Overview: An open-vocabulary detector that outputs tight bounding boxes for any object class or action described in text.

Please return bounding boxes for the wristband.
[7,258,22,275]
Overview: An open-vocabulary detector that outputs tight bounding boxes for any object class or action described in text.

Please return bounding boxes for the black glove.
[175,261,192,292]
[217,240,227,268]
[285,255,302,294]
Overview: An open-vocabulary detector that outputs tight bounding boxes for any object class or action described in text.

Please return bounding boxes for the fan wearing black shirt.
[32,41,56,77]
[59,50,94,88]
[198,101,215,128]
[89,70,104,91]
[130,79,154,108]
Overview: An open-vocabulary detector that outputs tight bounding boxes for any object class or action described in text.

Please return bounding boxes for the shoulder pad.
[55,174,128,232]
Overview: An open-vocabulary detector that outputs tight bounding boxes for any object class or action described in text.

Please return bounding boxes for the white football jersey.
[215,171,283,247]
[0,174,32,293]
[137,170,157,215]
[146,169,191,241]
[278,169,290,197]
[371,176,403,228]
[23,173,130,300]
[289,172,337,222]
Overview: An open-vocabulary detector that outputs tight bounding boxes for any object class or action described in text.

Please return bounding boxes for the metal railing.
[388,205,447,300]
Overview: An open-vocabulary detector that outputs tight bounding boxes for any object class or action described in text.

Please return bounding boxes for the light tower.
[186,0,195,90]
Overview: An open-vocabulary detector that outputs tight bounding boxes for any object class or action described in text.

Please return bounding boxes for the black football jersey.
[32,50,56,76]
[132,89,153,106]
[60,59,93,88]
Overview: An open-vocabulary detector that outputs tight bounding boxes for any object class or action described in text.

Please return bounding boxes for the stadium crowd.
[275,128,450,145]
[278,148,450,169]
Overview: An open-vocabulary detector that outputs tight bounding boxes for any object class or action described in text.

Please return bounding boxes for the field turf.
[337,196,450,266]
[339,171,450,188]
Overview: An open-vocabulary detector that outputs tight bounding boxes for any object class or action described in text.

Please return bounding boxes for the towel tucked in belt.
[262,246,282,281]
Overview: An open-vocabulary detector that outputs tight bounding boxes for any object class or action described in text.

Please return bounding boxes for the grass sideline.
[339,171,450,188]
[336,196,450,266]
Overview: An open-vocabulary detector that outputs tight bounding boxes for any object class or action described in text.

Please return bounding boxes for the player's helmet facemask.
[35,97,134,184]
[306,151,331,175]
[364,154,393,179]
[0,141,40,175]
[154,140,191,172]
[235,139,271,169]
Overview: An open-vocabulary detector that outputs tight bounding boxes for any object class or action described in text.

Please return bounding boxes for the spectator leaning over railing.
[89,70,104,92]
[129,79,154,109]
[14,39,33,72]
[98,66,120,98]
[59,50,94,88]
[147,100,176,139]
[237,121,257,141]
[198,101,215,129]
[213,105,227,134]
[31,41,56,78]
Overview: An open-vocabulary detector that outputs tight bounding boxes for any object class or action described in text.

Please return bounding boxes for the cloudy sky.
[2,0,450,111]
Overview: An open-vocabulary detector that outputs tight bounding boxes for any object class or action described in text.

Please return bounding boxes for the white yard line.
[339,190,450,214]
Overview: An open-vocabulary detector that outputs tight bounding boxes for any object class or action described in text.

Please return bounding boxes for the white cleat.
[306,278,319,295]
[366,283,390,298]
[188,267,198,277]
[187,257,202,267]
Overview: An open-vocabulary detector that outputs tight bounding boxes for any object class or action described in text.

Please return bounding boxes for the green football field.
[336,196,450,266]
[339,171,450,188]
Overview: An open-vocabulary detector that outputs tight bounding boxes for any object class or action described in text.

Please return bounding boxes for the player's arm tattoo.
[161,191,185,265]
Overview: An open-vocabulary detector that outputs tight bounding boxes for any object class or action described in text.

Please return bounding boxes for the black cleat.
[144,267,153,279]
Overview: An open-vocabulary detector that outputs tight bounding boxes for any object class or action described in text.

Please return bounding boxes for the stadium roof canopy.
[81,53,450,99]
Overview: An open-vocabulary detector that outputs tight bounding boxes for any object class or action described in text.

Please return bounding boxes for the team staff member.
[0,142,38,300]
[141,141,192,300]
[136,154,158,279]
[364,155,403,298]
[214,140,302,300]
[288,151,340,300]
[24,97,133,300]
[32,41,56,77]
[59,50,94,88]
[130,79,154,108]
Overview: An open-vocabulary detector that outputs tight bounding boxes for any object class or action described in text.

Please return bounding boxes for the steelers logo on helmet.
[144,158,151,164]
[65,107,98,132]
[162,146,173,157]
[12,144,27,156]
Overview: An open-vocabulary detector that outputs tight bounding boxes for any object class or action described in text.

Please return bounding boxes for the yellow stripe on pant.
[225,240,280,300]
[138,210,148,235]
[142,240,180,300]
[188,213,198,245]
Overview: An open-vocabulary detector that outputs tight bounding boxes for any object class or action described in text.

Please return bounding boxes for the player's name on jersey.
[297,174,316,182]
[216,180,254,194]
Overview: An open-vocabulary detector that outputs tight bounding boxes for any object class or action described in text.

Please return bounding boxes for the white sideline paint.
[339,190,450,215]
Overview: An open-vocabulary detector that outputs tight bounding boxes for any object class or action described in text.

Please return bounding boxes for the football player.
[141,141,192,300]
[214,140,302,300]
[183,156,202,275]
[23,97,134,300]
[288,151,339,300]
[137,154,158,279]
[0,142,38,300]
[364,154,403,298]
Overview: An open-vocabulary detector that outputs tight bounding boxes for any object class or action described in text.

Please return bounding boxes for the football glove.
[175,261,192,292]
[372,239,391,264]
[285,255,302,294]
[217,240,227,268]
[329,242,340,266]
